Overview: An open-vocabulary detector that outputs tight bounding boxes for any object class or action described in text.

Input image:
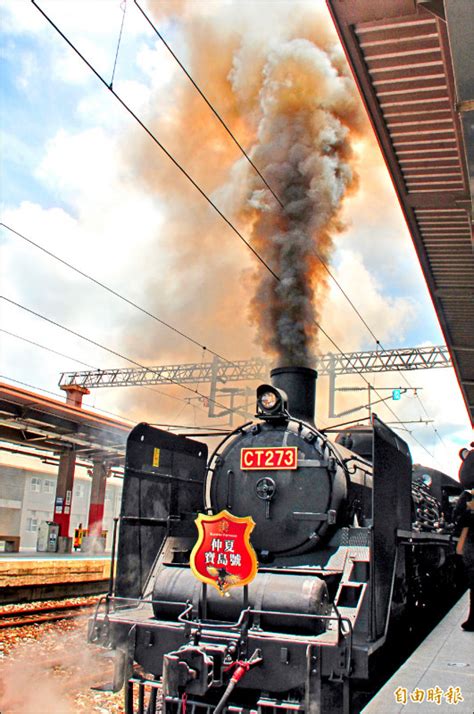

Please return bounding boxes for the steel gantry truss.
[59,345,451,424]
[59,345,451,390]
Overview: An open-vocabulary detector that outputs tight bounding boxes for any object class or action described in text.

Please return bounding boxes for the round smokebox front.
[210,424,334,554]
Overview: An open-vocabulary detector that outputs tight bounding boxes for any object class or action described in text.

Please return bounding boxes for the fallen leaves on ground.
[0,605,125,713]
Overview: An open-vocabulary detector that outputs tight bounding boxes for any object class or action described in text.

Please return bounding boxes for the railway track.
[0,578,109,605]
[0,598,98,629]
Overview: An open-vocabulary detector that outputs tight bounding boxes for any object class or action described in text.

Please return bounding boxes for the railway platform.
[0,551,110,604]
[362,592,473,713]
[0,549,109,560]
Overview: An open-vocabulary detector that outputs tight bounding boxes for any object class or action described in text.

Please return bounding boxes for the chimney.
[270,366,317,424]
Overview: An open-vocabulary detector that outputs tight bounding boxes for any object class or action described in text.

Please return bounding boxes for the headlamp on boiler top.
[256,384,288,420]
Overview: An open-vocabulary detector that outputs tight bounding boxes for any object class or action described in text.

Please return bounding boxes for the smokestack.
[270,366,317,424]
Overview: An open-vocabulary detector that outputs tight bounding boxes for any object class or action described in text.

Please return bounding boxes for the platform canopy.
[327,0,474,425]
[0,383,129,465]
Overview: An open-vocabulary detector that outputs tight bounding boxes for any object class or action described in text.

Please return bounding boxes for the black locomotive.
[89,366,463,713]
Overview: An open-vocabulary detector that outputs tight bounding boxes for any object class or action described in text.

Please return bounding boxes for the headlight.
[256,384,288,419]
[260,391,278,410]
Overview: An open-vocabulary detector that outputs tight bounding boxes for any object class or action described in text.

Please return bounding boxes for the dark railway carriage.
[89,367,463,713]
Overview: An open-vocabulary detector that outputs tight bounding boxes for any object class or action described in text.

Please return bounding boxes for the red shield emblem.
[190,510,258,596]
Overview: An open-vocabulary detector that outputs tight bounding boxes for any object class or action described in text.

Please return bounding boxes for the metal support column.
[328,354,336,419]
[207,355,220,419]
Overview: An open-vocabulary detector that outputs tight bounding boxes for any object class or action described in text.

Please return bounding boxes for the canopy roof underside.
[327,0,474,425]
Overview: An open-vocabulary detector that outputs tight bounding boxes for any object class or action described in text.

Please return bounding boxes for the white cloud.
[321,248,418,352]
[53,44,98,86]
[16,49,38,89]
[1,0,149,39]
[36,127,120,204]
[1,0,46,34]
[135,40,178,90]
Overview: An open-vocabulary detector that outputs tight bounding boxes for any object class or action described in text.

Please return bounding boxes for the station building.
[0,460,122,551]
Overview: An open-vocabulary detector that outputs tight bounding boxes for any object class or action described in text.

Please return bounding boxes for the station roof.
[327,0,474,425]
[0,383,129,465]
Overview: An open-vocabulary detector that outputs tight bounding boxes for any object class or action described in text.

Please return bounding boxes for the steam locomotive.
[89,366,463,713]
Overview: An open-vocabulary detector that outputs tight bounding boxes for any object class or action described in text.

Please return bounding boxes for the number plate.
[240,446,298,470]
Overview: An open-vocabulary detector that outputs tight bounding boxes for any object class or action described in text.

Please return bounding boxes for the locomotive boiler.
[89,366,462,714]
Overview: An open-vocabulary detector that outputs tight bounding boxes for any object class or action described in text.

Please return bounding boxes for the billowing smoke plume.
[233,38,361,366]
[128,1,366,379]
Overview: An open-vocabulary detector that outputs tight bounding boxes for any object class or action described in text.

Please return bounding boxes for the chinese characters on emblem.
[204,537,242,567]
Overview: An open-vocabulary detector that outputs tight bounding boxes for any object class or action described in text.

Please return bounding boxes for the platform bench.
[0,535,20,552]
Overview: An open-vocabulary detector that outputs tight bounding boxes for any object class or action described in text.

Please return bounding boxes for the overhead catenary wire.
[0,372,230,432]
[0,222,233,366]
[31,0,279,282]
[1,221,445,454]
[30,2,439,461]
[1,327,97,370]
[132,4,450,453]
[134,8,448,452]
[0,329,211,416]
[134,0,384,353]
[134,0,285,211]
[149,422,231,432]
[0,328,194,419]
[0,374,136,425]
[0,328,213,421]
[0,223,360,403]
[28,3,386,373]
[1,293,430,457]
[1,296,252,419]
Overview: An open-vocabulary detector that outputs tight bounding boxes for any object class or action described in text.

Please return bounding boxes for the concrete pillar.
[88,460,108,536]
[54,447,76,545]
[62,384,90,408]
[53,384,90,550]
[81,460,109,554]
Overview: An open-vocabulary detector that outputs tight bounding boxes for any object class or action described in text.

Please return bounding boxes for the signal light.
[392,389,402,401]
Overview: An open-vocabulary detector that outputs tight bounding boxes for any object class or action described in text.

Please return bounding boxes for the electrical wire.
[28,3,386,375]
[148,422,230,431]
[131,3,450,454]
[1,328,97,369]
[2,220,444,454]
[29,1,441,460]
[134,0,284,210]
[1,296,252,419]
[0,375,75,401]
[31,0,279,281]
[0,327,214,420]
[134,0,384,352]
[0,222,233,366]
[1,320,330,429]
[0,325,197,408]
[0,374,135,424]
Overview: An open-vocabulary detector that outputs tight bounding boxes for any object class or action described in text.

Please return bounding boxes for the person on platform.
[73,522,83,552]
[455,442,474,631]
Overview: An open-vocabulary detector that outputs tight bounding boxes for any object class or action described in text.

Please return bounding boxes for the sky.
[0,0,472,480]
